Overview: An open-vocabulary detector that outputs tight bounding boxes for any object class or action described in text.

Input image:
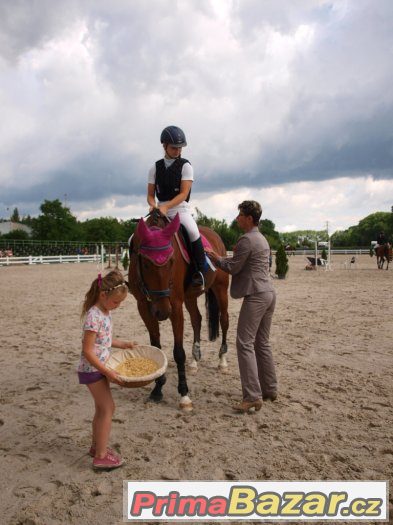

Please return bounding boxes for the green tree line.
[330,211,393,247]
[0,200,282,250]
[2,200,392,249]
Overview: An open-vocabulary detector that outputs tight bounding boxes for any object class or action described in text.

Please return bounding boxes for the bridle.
[137,248,173,302]
[133,210,174,302]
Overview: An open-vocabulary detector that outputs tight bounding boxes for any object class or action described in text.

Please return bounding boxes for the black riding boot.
[190,237,206,289]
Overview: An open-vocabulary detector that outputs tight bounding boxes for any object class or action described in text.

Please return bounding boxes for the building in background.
[0,221,32,236]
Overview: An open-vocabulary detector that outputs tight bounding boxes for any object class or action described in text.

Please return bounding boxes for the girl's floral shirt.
[78,305,112,373]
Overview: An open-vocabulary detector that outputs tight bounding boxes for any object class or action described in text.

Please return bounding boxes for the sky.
[1,0,392,234]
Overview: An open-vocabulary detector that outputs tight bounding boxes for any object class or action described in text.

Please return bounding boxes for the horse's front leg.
[170,300,193,411]
[184,295,202,374]
[218,300,229,372]
[137,300,166,402]
[212,278,230,372]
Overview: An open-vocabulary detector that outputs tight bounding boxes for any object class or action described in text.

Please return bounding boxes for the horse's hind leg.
[137,300,166,402]
[184,295,202,373]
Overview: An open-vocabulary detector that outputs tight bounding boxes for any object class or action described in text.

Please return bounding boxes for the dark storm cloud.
[0,0,393,220]
[0,0,81,61]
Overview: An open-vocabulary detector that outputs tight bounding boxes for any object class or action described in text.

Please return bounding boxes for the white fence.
[0,249,370,267]
[0,254,103,266]
[289,249,369,255]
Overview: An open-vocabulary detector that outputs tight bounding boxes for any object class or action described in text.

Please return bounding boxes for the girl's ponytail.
[81,269,128,319]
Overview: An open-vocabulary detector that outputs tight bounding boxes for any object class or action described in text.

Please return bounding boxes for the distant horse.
[375,243,392,270]
[128,210,230,410]
[285,244,295,256]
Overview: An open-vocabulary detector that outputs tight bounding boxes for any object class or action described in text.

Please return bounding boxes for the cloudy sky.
[1,0,392,233]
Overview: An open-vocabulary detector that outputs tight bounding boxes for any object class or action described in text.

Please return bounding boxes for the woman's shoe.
[92,451,124,470]
[232,399,262,413]
[262,393,277,402]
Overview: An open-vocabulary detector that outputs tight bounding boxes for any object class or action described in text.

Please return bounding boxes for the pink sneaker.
[89,446,119,458]
[93,451,124,470]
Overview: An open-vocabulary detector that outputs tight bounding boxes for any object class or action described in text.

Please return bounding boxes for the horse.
[128,210,230,410]
[285,244,295,256]
[375,243,392,270]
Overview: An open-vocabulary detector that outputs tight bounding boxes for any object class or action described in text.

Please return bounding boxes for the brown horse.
[376,243,392,270]
[128,210,229,410]
[285,244,295,256]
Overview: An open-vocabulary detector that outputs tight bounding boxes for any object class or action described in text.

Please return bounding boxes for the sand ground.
[0,253,392,525]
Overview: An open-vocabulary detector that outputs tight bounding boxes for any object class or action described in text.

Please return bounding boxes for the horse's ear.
[136,217,151,241]
[163,213,180,238]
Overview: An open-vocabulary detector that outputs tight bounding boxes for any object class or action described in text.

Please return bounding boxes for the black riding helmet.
[160,126,187,147]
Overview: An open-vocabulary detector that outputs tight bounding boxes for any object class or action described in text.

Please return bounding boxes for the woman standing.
[207,200,278,412]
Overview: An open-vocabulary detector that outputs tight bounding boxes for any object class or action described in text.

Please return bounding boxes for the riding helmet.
[160,126,187,147]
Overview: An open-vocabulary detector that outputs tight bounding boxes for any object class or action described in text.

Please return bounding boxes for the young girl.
[78,269,135,470]
[147,125,206,289]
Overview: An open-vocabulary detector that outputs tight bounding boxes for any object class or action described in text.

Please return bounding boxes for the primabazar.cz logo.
[123,480,388,521]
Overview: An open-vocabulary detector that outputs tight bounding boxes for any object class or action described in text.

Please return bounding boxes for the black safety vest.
[154,158,191,202]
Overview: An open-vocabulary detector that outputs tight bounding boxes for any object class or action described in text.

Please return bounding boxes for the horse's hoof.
[218,365,229,374]
[188,359,198,374]
[148,393,163,403]
[179,396,193,411]
[218,355,229,372]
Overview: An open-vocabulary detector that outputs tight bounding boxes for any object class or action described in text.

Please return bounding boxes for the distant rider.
[375,231,387,254]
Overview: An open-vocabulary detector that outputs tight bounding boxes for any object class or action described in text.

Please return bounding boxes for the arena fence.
[0,248,370,267]
[0,254,102,266]
[0,242,128,267]
[0,239,128,258]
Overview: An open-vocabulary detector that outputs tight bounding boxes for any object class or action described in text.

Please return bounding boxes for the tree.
[122,251,129,270]
[80,217,125,243]
[259,218,281,249]
[10,207,20,222]
[0,229,30,240]
[31,199,81,241]
[195,208,239,250]
[331,211,393,247]
[275,244,289,279]
[195,208,281,250]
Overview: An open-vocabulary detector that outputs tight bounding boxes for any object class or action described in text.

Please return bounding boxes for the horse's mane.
[147,208,170,229]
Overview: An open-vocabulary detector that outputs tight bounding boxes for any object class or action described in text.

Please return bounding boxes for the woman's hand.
[205,248,219,262]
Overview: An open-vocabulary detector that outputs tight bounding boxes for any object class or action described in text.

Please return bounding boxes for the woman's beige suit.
[216,227,277,402]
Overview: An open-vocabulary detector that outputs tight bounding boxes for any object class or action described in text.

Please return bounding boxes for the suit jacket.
[217,227,274,299]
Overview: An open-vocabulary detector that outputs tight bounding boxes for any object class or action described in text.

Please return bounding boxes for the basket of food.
[106,345,168,388]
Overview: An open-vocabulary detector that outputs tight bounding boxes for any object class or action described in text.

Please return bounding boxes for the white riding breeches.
[160,201,200,242]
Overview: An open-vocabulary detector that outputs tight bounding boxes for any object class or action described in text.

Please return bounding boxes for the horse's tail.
[205,289,220,341]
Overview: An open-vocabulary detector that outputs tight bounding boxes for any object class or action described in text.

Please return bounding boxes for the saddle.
[128,214,213,268]
[175,225,212,265]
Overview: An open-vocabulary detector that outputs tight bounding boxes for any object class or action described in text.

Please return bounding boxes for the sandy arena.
[0,254,392,524]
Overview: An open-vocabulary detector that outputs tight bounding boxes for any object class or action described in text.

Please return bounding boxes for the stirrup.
[192,271,205,289]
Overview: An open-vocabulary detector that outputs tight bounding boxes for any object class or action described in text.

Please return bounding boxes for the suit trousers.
[236,290,277,402]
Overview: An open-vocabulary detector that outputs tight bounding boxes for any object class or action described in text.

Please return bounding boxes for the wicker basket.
[106,345,167,388]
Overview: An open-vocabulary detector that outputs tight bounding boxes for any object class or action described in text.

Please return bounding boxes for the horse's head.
[135,213,180,320]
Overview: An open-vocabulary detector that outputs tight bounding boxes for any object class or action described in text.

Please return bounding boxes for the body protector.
[155,158,191,202]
